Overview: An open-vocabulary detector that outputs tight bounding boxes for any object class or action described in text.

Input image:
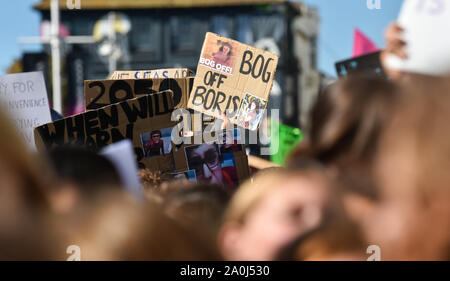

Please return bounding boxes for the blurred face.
[369,130,450,260]
[222,45,230,56]
[189,144,223,186]
[151,133,161,143]
[0,158,28,227]
[222,175,328,260]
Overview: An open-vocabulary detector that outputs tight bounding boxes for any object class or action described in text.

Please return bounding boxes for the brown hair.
[0,110,52,211]
[288,75,399,199]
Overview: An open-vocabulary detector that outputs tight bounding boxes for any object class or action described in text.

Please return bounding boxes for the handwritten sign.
[0,72,52,149]
[188,32,278,130]
[84,77,193,110]
[35,90,178,171]
[386,0,450,76]
[110,68,194,79]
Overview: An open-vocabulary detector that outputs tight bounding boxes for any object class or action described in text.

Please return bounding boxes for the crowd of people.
[0,22,449,261]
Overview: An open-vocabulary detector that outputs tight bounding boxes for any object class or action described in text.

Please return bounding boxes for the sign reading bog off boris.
[188,32,279,131]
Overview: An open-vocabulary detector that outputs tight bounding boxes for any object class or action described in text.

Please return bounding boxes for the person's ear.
[218,221,243,261]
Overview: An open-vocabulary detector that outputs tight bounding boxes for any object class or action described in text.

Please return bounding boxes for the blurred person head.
[218,163,339,260]
[288,75,398,200]
[0,111,60,260]
[163,184,230,242]
[0,111,52,226]
[279,219,366,261]
[62,190,220,260]
[287,75,399,229]
[370,79,450,260]
[45,146,122,213]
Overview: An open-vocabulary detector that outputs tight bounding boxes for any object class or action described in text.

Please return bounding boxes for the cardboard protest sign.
[386,0,450,76]
[35,90,179,171]
[171,128,250,191]
[270,121,303,166]
[100,139,142,199]
[335,51,385,78]
[84,77,193,111]
[0,71,52,150]
[188,32,278,130]
[110,68,194,79]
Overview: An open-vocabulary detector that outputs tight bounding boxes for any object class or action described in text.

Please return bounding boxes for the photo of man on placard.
[185,143,238,189]
[141,128,173,158]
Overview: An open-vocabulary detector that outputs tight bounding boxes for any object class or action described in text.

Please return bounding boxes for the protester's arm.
[380,22,407,80]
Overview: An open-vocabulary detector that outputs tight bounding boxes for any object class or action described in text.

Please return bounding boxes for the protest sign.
[386,0,450,76]
[84,77,194,110]
[270,121,303,166]
[0,71,52,150]
[110,68,194,79]
[172,128,250,190]
[100,139,142,199]
[35,90,178,171]
[188,32,278,130]
[335,51,385,78]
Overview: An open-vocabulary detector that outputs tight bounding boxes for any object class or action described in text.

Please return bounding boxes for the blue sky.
[0,0,403,76]
[0,0,42,74]
[301,0,403,76]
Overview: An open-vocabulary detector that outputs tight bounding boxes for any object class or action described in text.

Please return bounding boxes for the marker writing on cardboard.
[191,70,241,117]
[36,92,173,152]
[239,50,274,83]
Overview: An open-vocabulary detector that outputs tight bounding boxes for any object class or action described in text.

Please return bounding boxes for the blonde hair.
[224,167,328,225]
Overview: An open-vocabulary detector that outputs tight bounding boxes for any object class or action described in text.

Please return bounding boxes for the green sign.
[270,120,304,166]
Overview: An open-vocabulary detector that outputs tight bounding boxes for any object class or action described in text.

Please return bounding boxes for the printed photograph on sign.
[236,93,267,131]
[199,33,240,75]
[218,128,243,154]
[141,127,173,158]
[168,170,197,183]
[184,143,238,189]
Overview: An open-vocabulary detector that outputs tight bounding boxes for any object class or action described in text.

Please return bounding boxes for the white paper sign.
[0,72,52,149]
[100,139,142,199]
[386,0,450,76]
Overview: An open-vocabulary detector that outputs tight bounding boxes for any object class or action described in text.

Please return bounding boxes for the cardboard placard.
[188,32,278,130]
[36,90,250,188]
[35,90,178,171]
[0,71,52,150]
[84,77,194,111]
[335,51,385,78]
[386,0,450,76]
[110,68,194,79]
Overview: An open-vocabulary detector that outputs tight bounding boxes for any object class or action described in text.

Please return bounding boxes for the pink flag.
[353,28,379,57]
